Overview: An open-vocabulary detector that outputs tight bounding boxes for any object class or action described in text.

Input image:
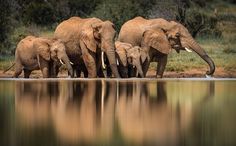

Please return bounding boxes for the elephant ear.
[142,29,171,54]
[34,38,51,61]
[91,22,103,39]
[80,26,97,53]
[115,41,132,66]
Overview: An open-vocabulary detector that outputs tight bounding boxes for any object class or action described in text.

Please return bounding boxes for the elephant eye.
[176,33,180,37]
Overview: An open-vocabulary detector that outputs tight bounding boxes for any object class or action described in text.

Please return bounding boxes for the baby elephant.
[114,41,149,78]
[13,36,73,78]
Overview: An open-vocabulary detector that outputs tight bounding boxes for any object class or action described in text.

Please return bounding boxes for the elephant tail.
[3,62,15,73]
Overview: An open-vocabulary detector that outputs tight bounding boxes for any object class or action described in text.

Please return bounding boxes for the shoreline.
[1,67,235,79]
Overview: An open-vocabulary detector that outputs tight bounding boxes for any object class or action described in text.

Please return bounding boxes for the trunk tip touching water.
[187,39,215,77]
[204,55,215,76]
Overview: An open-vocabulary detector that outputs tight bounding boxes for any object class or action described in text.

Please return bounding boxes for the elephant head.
[148,21,215,76]
[34,38,73,77]
[115,41,148,78]
[126,46,148,78]
[80,20,120,78]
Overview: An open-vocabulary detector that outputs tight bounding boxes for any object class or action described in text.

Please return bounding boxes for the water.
[0,79,236,146]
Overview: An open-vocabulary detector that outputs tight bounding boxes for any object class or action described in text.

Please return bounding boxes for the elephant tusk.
[116,59,119,65]
[185,47,193,52]
[101,51,106,69]
[70,61,74,65]
[60,59,65,65]
[133,65,135,68]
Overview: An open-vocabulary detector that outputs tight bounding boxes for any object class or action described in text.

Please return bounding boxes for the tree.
[91,0,156,31]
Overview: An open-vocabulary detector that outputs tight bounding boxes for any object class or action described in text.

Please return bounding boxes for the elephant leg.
[156,55,168,78]
[96,50,105,78]
[83,69,88,78]
[55,65,60,78]
[106,65,112,77]
[24,69,32,78]
[50,62,59,78]
[80,42,97,78]
[97,67,105,77]
[39,59,49,78]
[82,53,96,78]
[142,58,150,77]
[71,65,76,77]
[128,65,136,77]
[13,63,23,78]
[76,69,81,77]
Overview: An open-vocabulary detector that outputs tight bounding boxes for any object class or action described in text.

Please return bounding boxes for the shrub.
[176,6,222,38]
[23,2,55,25]
[91,0,156,31]
[0,0,13,55]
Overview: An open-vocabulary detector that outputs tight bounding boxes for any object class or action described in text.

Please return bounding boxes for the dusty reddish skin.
[1,67,235,78]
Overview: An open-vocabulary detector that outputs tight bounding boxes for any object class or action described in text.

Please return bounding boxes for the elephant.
[113,41,148,78]
[13,36,73,78]
[54,17,120,78]
[71,61,88,78]
[118,16,215,78]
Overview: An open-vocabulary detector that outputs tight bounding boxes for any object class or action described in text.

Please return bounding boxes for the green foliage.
[225,0,236,4]
[186,9,222,37]
[91,0,156,31]
[0,0,11,42]
[68,0,100,17]
[23,2,55,25]
[176,1,222,38]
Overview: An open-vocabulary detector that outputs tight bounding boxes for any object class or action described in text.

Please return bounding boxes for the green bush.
[223,46,236,54]
[23,2,55,25]
[0,0,12,55]
[176,6,222,38]
[91,0,156,31]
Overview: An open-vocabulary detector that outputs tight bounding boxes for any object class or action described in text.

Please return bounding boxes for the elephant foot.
[156,74,163,78]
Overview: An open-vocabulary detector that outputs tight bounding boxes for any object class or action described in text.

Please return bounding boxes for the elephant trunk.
[105,48,121,78]
[133,58,144,78]
[136,64,144,78]
[61,55,74,77]
[187,38,215,76]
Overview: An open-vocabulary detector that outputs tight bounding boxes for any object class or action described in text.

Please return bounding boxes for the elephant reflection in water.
[15,80,215,145]
[15,81,59,127]
[15,80,118,143]
[116,81,180,144]
[49,80,118,143]
[116,81,216,144]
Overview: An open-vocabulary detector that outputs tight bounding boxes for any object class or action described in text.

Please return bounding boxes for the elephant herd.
[10,16,215,78]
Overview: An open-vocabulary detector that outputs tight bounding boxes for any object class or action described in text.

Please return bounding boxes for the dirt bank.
[0,67,235,78]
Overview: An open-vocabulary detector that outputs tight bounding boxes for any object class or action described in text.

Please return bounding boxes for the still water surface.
[0,79,236,146]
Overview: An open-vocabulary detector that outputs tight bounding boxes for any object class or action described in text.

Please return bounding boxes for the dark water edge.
[0,79,236,146]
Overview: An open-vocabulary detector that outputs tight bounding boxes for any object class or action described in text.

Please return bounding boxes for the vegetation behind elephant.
[118,16,215,78]
[13,36,73,78]
[54,17,120,78]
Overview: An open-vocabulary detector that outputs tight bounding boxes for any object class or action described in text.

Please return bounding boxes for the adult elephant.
[54,17,120,78]
[12,36,73,78]
[118,16,215,78]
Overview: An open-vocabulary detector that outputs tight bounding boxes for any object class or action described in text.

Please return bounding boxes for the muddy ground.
[1,67,235,78]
